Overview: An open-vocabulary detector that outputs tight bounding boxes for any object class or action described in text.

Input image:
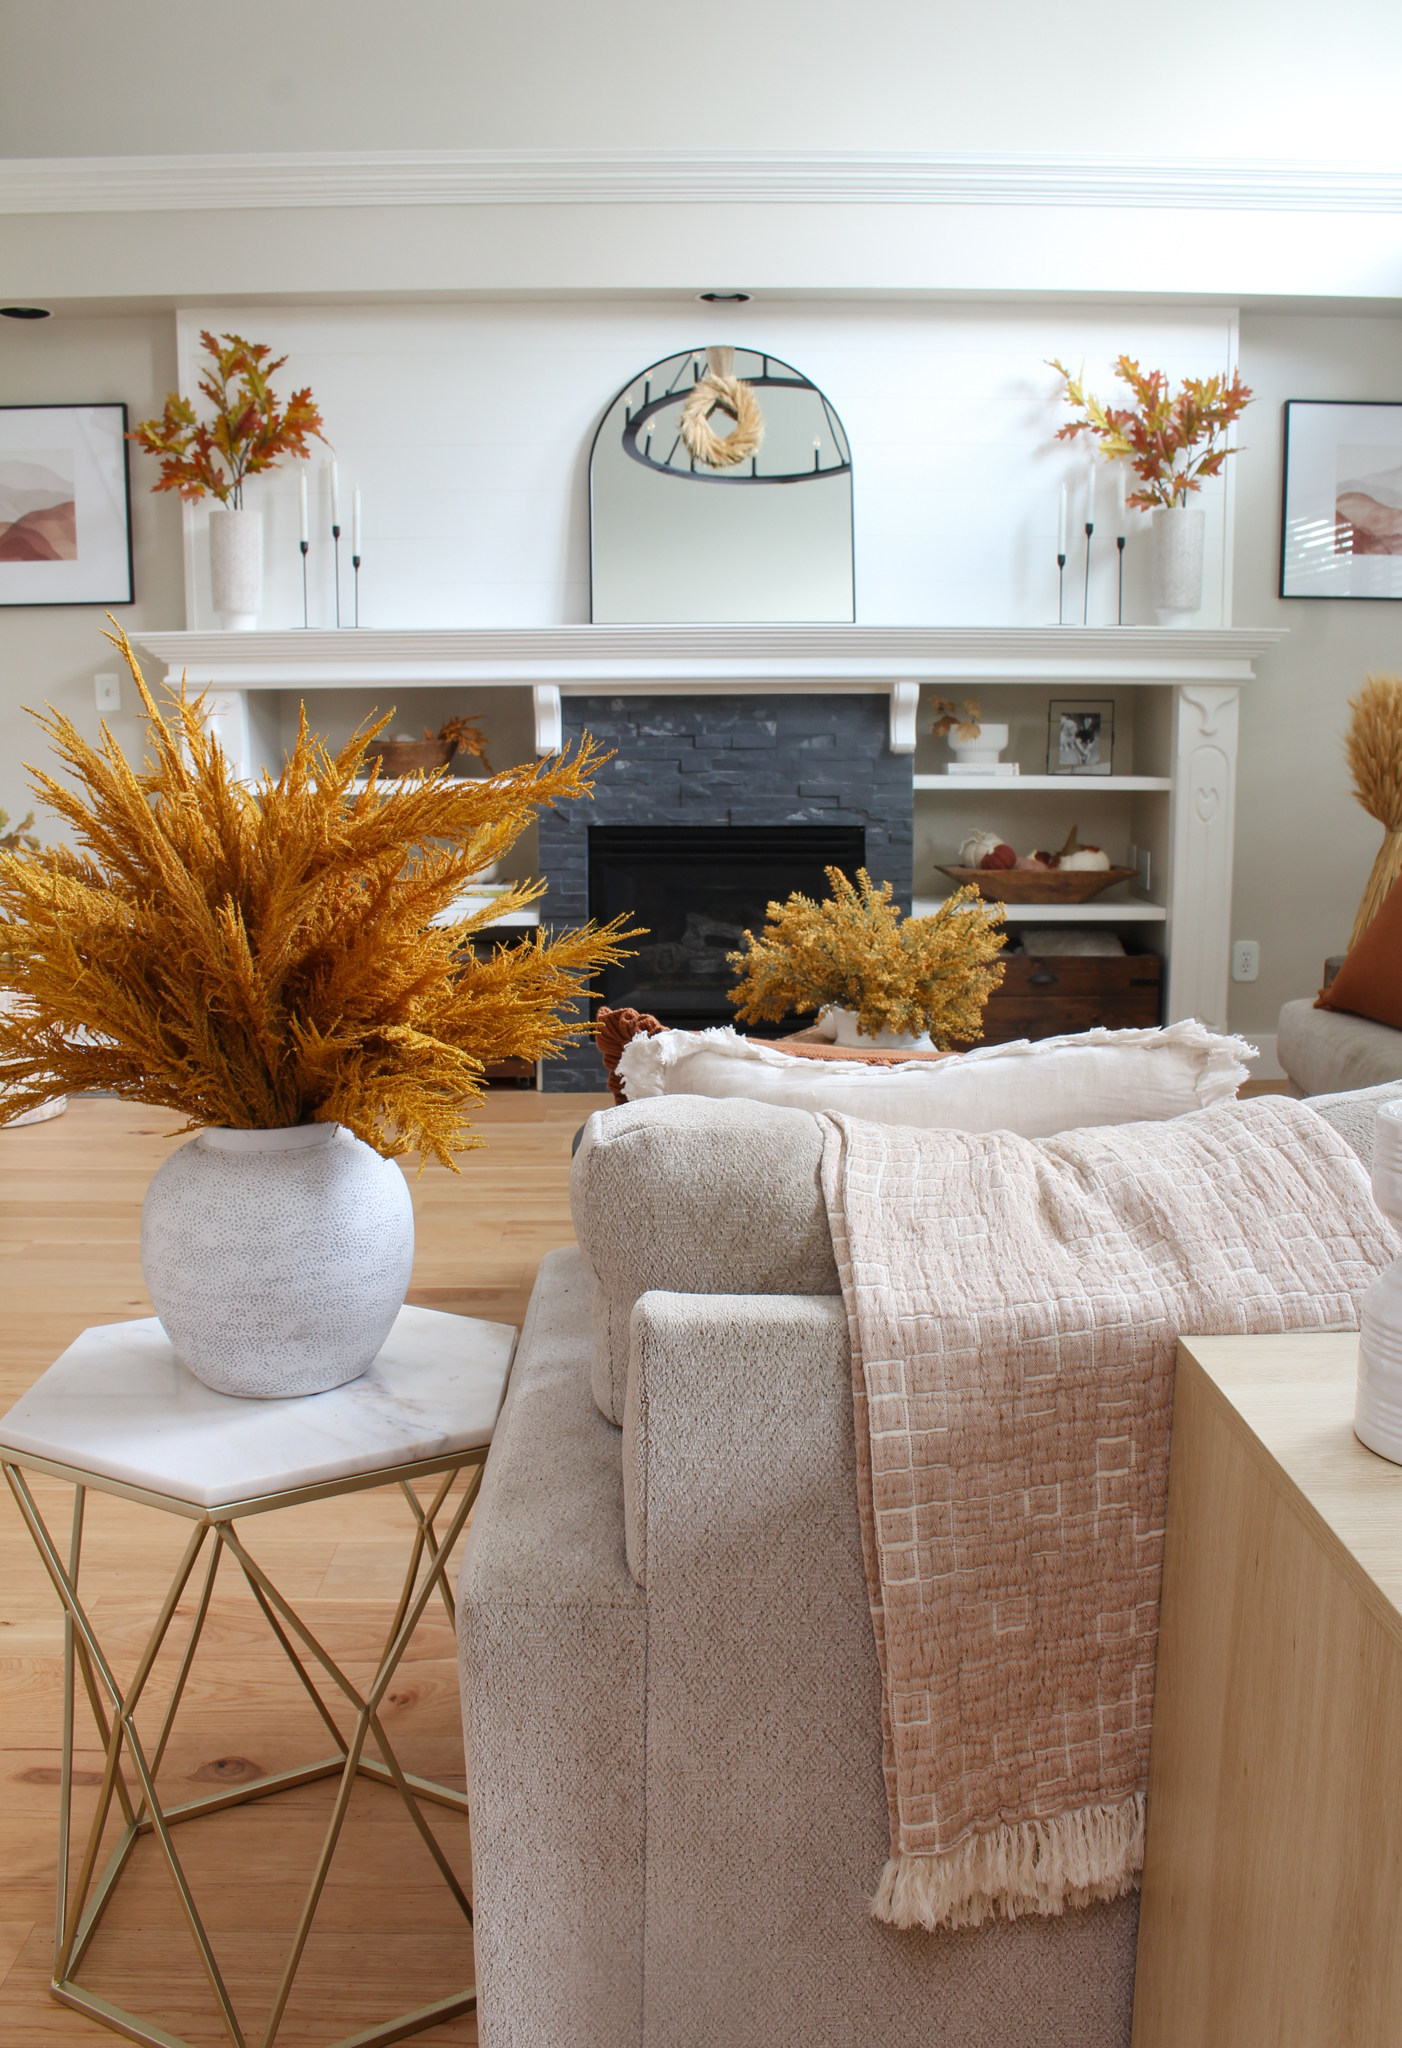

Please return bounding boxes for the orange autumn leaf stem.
[1049,355,1252,512]
[129,331,326,509]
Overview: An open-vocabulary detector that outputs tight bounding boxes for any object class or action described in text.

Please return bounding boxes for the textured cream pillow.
[615,1022,1256,1140]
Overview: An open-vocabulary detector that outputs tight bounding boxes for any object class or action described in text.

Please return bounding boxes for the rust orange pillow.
[1316,873,1402,1031]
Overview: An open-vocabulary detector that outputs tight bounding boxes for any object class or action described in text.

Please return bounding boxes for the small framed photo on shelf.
[1280,399,1402,601]
[1048,698,1114,777]
[0,403,133,608]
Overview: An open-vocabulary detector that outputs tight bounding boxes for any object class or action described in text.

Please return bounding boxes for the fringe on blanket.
[871,1792,1145,1932]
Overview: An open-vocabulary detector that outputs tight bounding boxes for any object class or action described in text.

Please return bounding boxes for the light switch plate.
[1232,939,1260,983]
[95,672,121,712]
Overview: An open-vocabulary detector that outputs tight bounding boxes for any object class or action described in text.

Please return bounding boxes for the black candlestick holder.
[1117,534,1126,625]
[331,524,342,628]
[353,554,361,628]
[1057,551,1066,625]
[300,539,309,628]
[1083,521,1095,625]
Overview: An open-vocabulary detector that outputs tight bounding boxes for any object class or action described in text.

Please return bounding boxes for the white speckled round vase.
[1356,1101,1402,1464]
[1150,505,1206,626]
[140,1123,415,1399]
[208,507,263,630]
[830,1007,935,1052]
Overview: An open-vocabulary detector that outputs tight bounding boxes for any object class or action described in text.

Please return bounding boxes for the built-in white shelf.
[914,774,1172,793]
[432,886,540,930]
[915,896,1167,924]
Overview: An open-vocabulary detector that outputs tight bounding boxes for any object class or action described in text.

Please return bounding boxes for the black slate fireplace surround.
[589,824,866,1034]
[536,692,913,1091]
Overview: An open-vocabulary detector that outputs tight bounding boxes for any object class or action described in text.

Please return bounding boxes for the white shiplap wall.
[175,300,1238,632]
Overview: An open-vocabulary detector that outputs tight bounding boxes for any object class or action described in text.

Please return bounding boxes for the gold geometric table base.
[2,1447,488,2048]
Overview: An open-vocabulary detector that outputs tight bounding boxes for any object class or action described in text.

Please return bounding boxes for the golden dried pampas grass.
[727,867,1006,1049]
[679,373,764,469]
[0,626,637,1165]
[1344,672,1402,948]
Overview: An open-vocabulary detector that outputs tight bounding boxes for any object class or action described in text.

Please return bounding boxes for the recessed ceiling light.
[0,306,50,320]
[697,291,752,304]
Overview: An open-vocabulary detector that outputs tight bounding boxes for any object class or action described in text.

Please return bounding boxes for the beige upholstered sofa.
[456,1087,1386,2048]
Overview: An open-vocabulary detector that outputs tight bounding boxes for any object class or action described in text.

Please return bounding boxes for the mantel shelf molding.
[131,625,1285,757]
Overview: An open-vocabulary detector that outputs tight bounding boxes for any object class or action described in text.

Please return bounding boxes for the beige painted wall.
[4,0,1401,163]
[0,312,183,836]
[1230,311,1402,1038]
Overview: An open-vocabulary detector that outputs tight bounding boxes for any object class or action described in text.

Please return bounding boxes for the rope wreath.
[679,373,765,469]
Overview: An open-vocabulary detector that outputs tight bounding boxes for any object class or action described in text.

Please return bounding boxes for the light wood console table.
[1132,1332,1402,2046]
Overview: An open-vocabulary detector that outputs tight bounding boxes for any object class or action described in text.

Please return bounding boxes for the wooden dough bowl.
[937,863,1139,904]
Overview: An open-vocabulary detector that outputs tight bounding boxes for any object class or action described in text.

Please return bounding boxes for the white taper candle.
[330,460,340,526]
[353,488,361,556]
[299,470,308,543]
[1115,467,1127,537]
[1085,462,1096,527]
[1058,483,1067,556]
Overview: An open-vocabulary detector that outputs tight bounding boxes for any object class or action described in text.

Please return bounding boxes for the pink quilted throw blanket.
[818,1097,1395,1932]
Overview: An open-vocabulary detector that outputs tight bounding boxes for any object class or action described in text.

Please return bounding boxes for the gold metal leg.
[2,1452,486,2048]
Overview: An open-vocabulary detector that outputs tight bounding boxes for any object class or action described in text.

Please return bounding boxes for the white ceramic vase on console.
[208,507,263,630]
[141,1122,415,1399]
[1150,505,1205,627]
[1355,1100,1402,1463]
[827,1007,935,1053]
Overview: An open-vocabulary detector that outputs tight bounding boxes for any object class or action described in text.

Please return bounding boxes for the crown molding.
[4,149,1402,217]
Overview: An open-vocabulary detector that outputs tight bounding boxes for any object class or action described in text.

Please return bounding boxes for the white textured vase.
[1150,505,1206,626]
[141,1123,415,1399]
[208,507,263,630]
[948,721,1010,768]
[830,1007,935,1052]
[1355,1101,1402,1463]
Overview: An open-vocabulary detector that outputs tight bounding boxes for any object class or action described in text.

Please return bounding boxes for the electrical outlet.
[1129,843,1151,893]
[1232,939,1260,983]
[95,671,121,712]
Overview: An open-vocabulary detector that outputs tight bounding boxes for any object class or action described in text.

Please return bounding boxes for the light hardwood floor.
[0,1090,608,2048]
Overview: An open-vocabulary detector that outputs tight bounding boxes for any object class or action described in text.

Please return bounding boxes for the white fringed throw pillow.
[615,1021,1255,1140]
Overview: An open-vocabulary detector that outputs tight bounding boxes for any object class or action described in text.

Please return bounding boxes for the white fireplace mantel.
[131,624,1286,757]
[129,622,1287,1036]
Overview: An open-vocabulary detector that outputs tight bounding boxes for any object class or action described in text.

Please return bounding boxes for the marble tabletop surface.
[0,1307,517,1509]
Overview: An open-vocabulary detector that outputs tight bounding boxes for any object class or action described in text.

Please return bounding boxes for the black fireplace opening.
[588,823,866,1036]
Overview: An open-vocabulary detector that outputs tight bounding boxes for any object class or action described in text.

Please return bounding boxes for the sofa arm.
[457,1247,646,2048]
[570,1096,838,1425]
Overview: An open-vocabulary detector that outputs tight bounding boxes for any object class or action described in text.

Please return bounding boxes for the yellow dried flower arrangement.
[727,866,1006,1047]
[0,628,635,1164]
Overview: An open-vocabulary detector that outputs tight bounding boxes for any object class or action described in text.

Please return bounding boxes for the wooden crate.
[976,949,1163,1045]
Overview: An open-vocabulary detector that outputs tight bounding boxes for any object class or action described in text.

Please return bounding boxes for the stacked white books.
[945,762,1021,776]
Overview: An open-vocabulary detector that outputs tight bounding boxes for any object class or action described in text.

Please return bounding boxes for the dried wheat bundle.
[0,626,636,1164]
[1344,672,1402,948]
[727,867,1006,1048]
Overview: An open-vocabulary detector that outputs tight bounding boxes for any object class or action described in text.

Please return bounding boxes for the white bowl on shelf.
[947,722,1009,768]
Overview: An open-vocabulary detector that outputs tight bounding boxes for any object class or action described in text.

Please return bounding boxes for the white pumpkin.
[958,829,1004,868]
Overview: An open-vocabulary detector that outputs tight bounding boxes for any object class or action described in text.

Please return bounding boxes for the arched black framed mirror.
[589,346,854,623]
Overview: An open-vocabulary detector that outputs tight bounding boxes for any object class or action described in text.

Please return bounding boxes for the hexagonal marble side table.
[0,1305,516,2048]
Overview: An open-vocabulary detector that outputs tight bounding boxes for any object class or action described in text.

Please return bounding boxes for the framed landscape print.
[1047,697,1114,777]
[0,403,133,607]
[1280,400,1402,601]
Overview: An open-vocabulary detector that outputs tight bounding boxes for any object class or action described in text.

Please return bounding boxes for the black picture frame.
[1047,697,1115,777]
[0,402,134,607]
[1280,399,1402,602]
